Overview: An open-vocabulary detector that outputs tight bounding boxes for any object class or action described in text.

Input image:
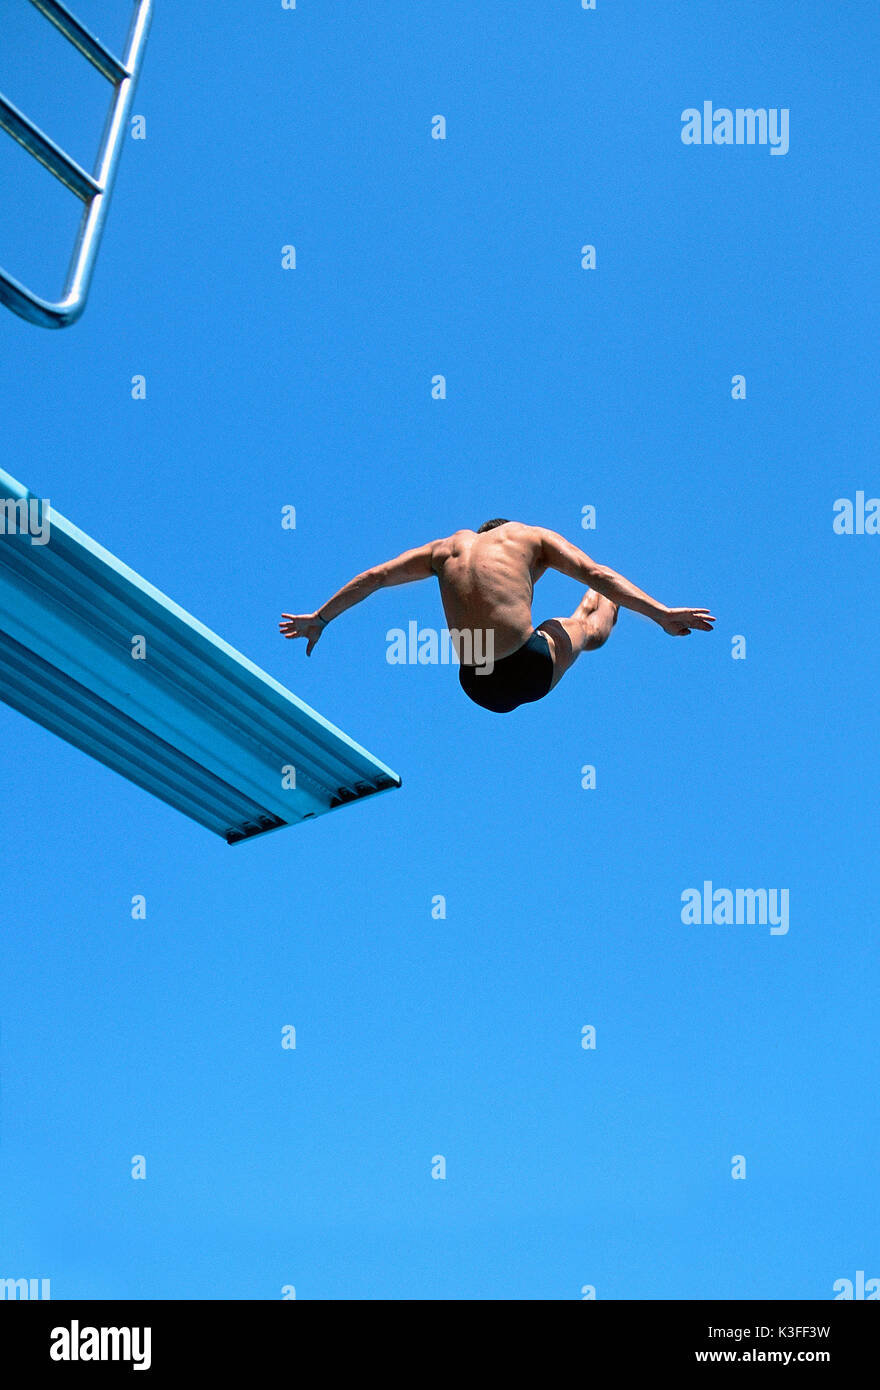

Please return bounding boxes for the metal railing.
[0,0,153,327]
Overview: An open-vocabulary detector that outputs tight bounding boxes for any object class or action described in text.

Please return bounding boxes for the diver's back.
[434,524,540,659]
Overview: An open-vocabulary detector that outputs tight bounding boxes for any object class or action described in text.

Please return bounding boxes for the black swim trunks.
[458,630,555,713]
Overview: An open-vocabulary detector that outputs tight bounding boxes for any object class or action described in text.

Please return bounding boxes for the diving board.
[0,0,153,328]
[0,470,401,842]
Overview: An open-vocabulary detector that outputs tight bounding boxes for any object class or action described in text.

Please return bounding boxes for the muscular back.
[431,524,547,660]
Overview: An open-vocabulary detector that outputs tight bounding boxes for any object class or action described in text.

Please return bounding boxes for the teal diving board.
[0,470,401,842]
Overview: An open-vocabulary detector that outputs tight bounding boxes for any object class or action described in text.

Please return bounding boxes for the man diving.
[279,520,715,714]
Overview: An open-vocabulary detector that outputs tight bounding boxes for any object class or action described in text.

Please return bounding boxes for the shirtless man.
[279,519,715,714]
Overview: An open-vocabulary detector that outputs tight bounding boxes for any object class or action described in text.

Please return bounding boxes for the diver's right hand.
[659,608,716,636]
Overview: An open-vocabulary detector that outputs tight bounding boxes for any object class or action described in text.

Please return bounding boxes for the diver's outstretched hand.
[279,612,327,655]
[659,607,716,636]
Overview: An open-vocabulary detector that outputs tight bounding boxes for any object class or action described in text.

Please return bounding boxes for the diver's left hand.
[279,612,327,655]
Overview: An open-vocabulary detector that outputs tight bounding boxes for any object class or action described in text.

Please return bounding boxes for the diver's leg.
[536,590,618,690]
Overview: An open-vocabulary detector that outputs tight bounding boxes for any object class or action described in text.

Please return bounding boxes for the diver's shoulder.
[432,530,472,563]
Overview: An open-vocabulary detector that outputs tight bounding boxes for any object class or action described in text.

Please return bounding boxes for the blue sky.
[0,0,878,1299]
